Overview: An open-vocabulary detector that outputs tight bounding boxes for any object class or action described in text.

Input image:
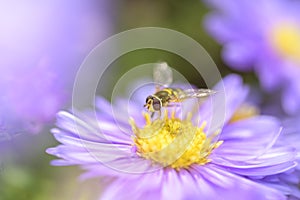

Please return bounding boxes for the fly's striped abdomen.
[166,88,185,102]
[154,88,184,106]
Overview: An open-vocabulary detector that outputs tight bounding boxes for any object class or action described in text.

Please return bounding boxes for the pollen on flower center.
[270,23,300,63]
[129,111,223,170]
[230,104,259,123]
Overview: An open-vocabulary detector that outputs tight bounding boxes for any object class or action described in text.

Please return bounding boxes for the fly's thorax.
[154,90,172,106]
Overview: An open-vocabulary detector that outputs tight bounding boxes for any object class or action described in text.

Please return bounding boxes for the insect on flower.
[47,74,297,200]
[144,62,216,117]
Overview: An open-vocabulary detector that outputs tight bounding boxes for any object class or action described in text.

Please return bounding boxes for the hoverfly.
[144,62,216,117]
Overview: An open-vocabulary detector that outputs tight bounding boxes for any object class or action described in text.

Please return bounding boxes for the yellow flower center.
[270,23,300,64]
[230,104,259,123]
[129,111,223,170]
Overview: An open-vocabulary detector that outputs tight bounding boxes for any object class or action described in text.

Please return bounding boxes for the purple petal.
[213,116,281,161]
[99,170,164,200]
[199,74,249,134]
[55,111,132,144]
[95,97,113,115]
[228,161,297,177]
[282,82,300,115]
[204,13,239,43]
[222,41,257,70]
[192,164,286,200]
[255,58,283,91]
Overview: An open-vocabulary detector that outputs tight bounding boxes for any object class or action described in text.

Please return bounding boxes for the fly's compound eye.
[152,98,161,111]
[145,97,151,104]
[144,97,151,107]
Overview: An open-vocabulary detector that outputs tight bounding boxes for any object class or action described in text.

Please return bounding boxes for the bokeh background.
[0,1,268,199]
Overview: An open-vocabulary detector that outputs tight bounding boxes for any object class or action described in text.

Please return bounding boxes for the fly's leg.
[151,112,155,118]
[151,110,162,119]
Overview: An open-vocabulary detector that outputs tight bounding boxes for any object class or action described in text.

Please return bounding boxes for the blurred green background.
[0,1,238,199]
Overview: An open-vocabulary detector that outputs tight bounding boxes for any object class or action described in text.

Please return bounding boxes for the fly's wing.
[178,88,216,99]
[153,62,173,91]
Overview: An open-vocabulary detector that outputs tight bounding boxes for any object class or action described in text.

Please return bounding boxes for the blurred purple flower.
[47,74,297,200]
[204,0,300,115]
[0,1,112,134]
[0,62,68,133]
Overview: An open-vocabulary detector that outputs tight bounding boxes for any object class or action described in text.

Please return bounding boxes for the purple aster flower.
[0,1,112,135]
[204,0,300,114]
[47,74,297,200]
[0,63,68,134]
